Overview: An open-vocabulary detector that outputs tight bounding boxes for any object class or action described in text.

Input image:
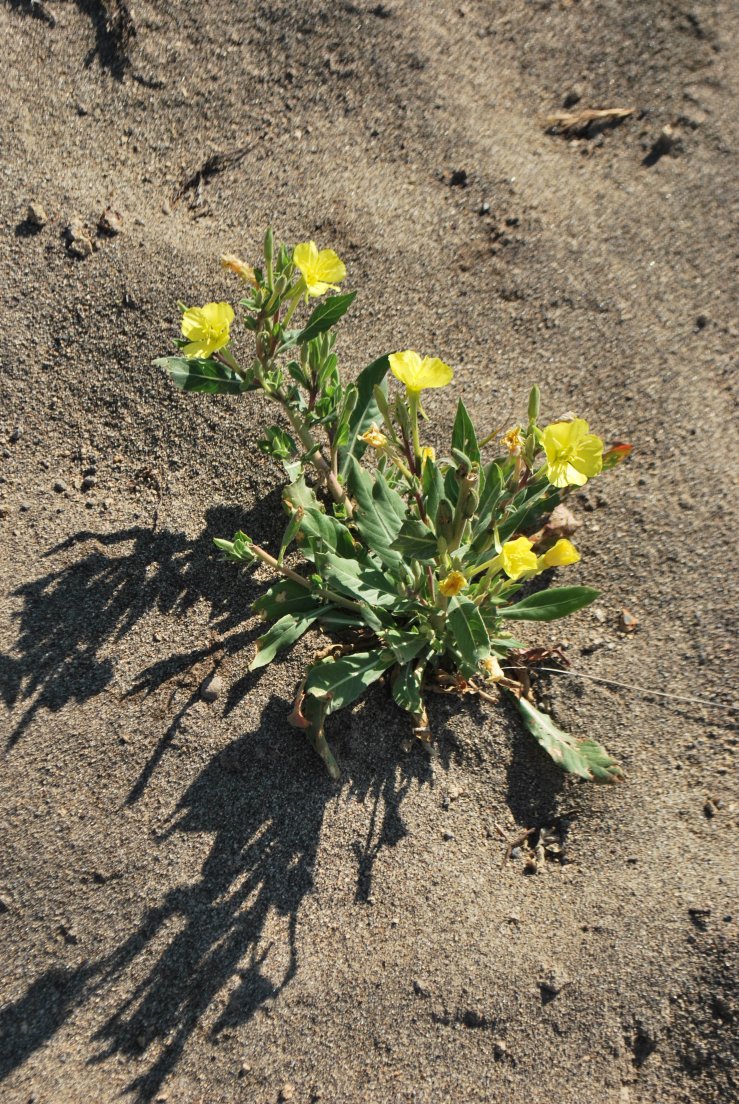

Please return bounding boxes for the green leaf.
[323,552,399,607]
[338,354,390,477]
[298,292,357,344]
[390,519,438,562]
[249,611,322,672]
[499,586,599,622]
[346,456,407,569]
[421,457,445,523]
[451,399,481,464]
[514,695,623,782]
[471,461,504,541]
[391,661,425,716]
[253,579,323,618]
[155,356,248,395]
[498,485,558,543]
[381,628,428,665]
[300,507,356,559]
[305,650,394,712]
[445,595,490,677]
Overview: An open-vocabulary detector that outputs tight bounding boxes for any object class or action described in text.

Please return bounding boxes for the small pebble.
[53,479,68,494]
[81,475,97,490]
[280,1084,295,1102]
[200,674,223,702]
[449,168,468,187]
[703,800,716,818]
[238,1062,252,1078]
[563,84,583,107]
[10,427,23,443]
[19,502,31,512]
[26,202,48,228]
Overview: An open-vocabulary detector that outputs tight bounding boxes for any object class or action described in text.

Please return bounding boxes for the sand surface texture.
[1,2,737,1102]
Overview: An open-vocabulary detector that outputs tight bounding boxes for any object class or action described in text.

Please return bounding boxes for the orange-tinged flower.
[439,570,467,597]
[220,253,257,285]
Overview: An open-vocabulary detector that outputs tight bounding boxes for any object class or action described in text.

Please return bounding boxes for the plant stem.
[249,542,364,614]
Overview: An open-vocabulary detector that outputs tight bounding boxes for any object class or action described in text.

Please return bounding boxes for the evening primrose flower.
[541,418,603,488]
[360,425,388,450]
[293,241,346,297]
[389,350,454,394]
[538,538,580,570]
[220,253,257,285]
[499,537,538,580]
[439,570,467,597]
[181,302,235,359]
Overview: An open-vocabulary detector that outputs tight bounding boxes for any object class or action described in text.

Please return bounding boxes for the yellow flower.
[389,350,454,394]
[420,446,436,466]
[181,302,235,359]
[293,241,346,297]
[502,425,523,455]
[541,418,603,488]
[538,538,581,570]
[439,570,467,597]
[220,253,257,286]
[360,425,388,450]
[500,537,538,580]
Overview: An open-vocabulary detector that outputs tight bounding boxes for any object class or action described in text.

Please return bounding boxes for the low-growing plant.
[155,230,631,783]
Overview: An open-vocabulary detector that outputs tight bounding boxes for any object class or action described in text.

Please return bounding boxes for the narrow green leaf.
[346,456,407,569]
[472,461,504,540]
[390,519,439,562]
[445,595,490,677]
[451,399,481,464]
[339,354,390,477]
[500,586,599,622]
[514,695,624,783]
[298,292,357,344]
[155,356,247,395]
[305,650,394,712]
[249,611,321,672]
[421,457,445,523]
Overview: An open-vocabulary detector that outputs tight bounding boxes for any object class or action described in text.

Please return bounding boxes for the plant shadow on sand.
[1,495,486,1101]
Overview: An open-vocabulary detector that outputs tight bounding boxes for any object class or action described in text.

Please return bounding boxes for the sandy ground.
[1,1,737,1101]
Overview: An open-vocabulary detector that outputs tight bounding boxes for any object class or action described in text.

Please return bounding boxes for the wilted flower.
[220,253,257,285]
[360,425,388,450]
[480,656,504,682]
[389,350,454,394]
[439,570,468,597]
[541,418,603,488]
[293,241,346,297]
[181,302,234,359]
[502,425,523,455]
[538,538,580,570]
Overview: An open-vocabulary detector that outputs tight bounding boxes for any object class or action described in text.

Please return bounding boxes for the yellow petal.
[500,537,538,580]
[314,248,346,285]
[293,240,318,273]
[540,539,581,570]
[389,350,453,392]
[439,570,468,597]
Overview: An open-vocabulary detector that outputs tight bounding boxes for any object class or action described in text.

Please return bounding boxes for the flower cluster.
[156,229,630,785]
